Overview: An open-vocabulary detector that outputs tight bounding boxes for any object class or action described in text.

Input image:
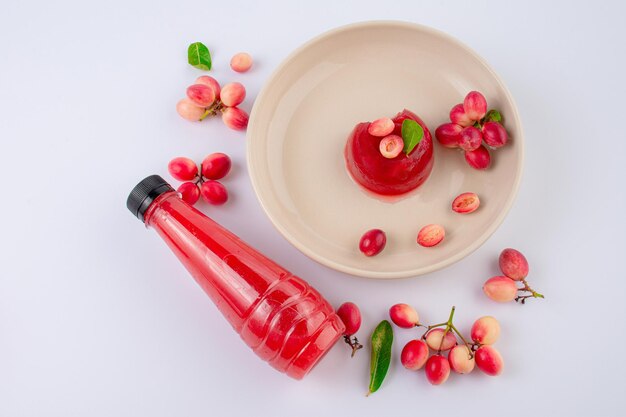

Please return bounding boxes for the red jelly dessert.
[345,109,434,196]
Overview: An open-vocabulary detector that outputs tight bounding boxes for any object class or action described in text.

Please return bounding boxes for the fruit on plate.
[345,109,434,196]
[435,91,509,170]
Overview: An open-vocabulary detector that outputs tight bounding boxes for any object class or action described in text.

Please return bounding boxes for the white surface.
[0,1,624,416]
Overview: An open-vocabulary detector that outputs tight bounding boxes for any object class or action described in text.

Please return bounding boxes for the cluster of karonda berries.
[435,91,508,169]
[390,304,504,385]
[484,248,544,304]
[176,76,249,130]
[167,153,232,205]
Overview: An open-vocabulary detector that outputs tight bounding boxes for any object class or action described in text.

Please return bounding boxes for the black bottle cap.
[126,175,174,222]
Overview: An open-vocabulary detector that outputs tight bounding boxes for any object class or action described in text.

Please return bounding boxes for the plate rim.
[246,20,525,279]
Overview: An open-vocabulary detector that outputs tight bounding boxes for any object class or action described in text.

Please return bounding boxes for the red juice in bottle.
[127,175,345,379]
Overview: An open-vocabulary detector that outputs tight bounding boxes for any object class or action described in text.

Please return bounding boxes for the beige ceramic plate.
[247,21,523,279]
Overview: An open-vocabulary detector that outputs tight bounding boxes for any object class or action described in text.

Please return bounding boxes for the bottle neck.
[142,190,178,227]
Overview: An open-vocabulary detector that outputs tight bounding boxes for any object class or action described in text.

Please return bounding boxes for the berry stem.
[343,335,363,358]
[199,100,225,120]
[437,306,456,352]
[450,324,474,359]
[420,322,447,339]
[516,279,544,303]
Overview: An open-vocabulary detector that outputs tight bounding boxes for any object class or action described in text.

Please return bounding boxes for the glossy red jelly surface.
[345,109,434,196]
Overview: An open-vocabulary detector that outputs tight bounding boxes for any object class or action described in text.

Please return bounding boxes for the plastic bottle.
[126,175,345,379]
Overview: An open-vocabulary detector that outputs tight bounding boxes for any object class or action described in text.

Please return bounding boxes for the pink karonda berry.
[471,316,501,345]
[448,345,475,374]
[368,117,395,137]
[359,229,386,257]
[177,182,200,205]
[499,248,529,280]
[200,180,228,205]
[220,82,246,107]
[482,121,508,148]
[379,135,404,158]
[435,123,462,148]
[389,303,420,328]
[449,103,473,127]
[464,145,491,170]
[186,84,216,107]
[221,107,249,130]
[463,91,488,121]
[195,75,221,98]
[483,276,518,302]
[459,126,483,151]
[230,52,253,73]
[336,302,363,357]
[417,224,445,247]
[401,340,429,371]
[168,157,198,181]
[452,192,480,214]
[201,153,232,180]
[475,345,504,376]
[176,98,206,121]
[425,328,457,351]
[425,355,450,385]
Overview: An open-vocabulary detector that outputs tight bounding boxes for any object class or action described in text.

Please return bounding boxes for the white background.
[1,1,625,416]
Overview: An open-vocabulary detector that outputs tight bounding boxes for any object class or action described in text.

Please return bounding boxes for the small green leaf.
[188,42,212,70]
[401,119,424,155]
[484,109,502,123]
[368,320,393,396]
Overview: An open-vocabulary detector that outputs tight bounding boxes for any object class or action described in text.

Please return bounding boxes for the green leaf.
[368,320,393,396]
[401,119,424,155]
[188,42,212,70]
[484,109,502,123]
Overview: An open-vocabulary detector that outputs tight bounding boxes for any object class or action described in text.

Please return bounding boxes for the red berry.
[435,123,462,148]
[176,98,205,121]
[463,91,487,121]
[449,103,473,127]
[471,316,501,345]
[401,340,429,371]
[200,180,228,205]
[425,355,450,385]
[464,145,491,170]
[220,82,246,107]
[425,328,457,351]
[389,303,419,328]
[482,121,508,147]
[336,302,362,336]
[475,345,504,376]
[448,345,475,374]
[201,153,232,180]
[359,229,386,257]
[230,52,253,73]
[499,248,529,280]
[483,276,518,302]
[459,126,483,151]
[168,157,198,181]
[186,84,216,107]
[195,75,221,97]
[417,224,445,247]
[222,107,249,130]
[452,192,480,214]
[177,182,200,205]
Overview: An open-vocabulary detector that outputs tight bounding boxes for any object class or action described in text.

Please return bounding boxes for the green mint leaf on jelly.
[401,119,424,155]
[188,42,212,70]
[368,320,393,396]
[485,109,502,123]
